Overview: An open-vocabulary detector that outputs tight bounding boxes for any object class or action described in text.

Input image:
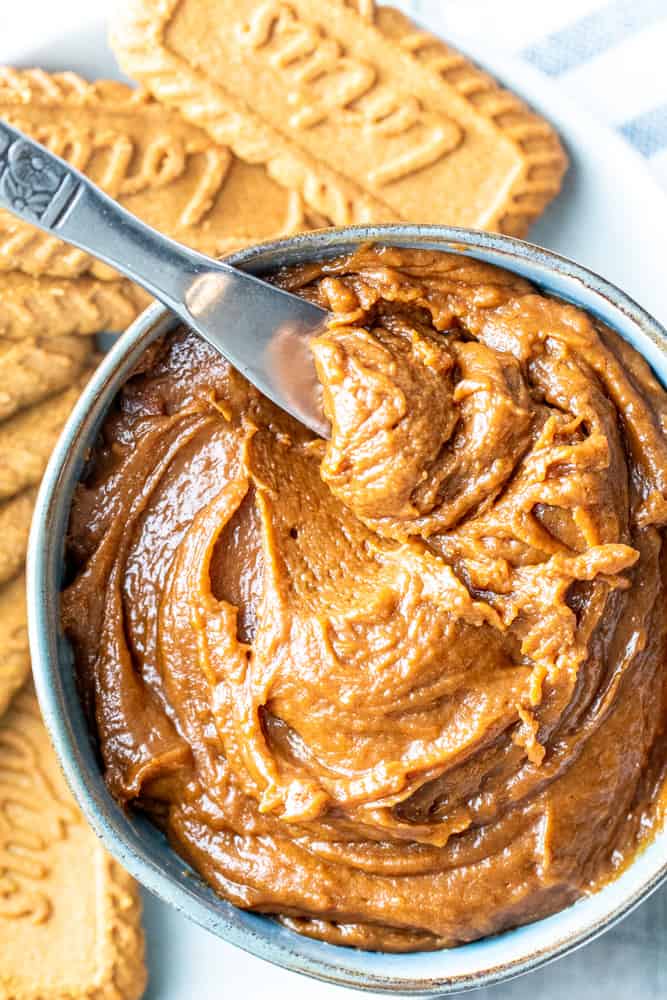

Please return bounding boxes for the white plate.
[3,3,667,999]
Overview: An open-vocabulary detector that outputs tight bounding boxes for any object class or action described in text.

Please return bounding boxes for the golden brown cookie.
[0,573,28,719]
[111,0,567,235]
[0,489,36,588]
[0,684,147,999]
[0,362,96,714]
[0,272,149,341]
[0,67,317,280]
[0,336,93,422]
[0,368,95,500]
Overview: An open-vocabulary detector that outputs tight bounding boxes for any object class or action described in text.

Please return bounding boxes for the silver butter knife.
[0,120,330,437]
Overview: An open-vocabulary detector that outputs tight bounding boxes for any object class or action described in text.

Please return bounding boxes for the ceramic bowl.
[27,224,667,996]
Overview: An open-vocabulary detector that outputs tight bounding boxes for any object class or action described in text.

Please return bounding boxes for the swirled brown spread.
[63,247,667,951]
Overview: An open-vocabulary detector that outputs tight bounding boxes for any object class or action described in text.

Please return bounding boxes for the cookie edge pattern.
[110,0,567,235]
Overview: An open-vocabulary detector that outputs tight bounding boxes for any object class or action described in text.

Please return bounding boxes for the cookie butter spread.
[63,247,667,951]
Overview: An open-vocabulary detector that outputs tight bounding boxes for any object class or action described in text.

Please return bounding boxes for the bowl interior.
[28,225,667,996]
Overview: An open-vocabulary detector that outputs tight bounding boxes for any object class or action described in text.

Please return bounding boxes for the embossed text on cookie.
[236,0,463,186]
[112,0,568,230]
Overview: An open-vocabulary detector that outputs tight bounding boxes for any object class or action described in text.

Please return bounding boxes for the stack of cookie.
[0,1,566,996]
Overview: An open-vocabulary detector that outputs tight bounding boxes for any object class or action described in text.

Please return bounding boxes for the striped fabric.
[402,0,667,190]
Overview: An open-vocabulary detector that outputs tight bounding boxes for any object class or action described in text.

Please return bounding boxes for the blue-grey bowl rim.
[27,223,667,996]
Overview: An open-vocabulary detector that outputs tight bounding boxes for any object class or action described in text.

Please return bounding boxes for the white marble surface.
[2,1,666,997]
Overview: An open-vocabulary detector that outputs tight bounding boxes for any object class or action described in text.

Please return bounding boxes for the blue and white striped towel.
[402,0,667,190]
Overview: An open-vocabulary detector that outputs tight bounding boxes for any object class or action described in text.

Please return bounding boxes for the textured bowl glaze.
[27,225,667,995]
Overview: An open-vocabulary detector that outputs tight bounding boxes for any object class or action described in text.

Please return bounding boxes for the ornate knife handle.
[0,122,80,226]
[0,118,209,308]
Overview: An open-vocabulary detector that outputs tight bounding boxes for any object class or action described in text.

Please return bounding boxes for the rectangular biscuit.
[0,684,147,999]
[0,367,95,498]
[0,273,149,341]
[0,68,319,280]
[0,336,93,422]
[111,0,567,235]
